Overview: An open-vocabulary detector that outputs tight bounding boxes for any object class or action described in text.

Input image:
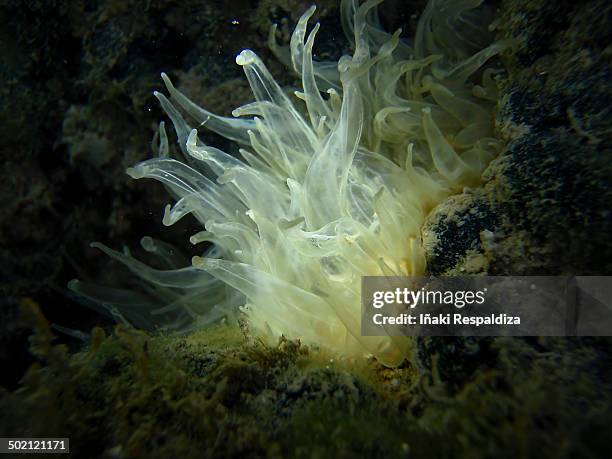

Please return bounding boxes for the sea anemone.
[70,0,509,366]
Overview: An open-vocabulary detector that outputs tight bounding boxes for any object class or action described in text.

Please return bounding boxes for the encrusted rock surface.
[423,0,612,276]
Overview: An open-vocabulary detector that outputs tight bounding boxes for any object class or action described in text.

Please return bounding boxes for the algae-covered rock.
[418,0,612,425]
[423,0,612,276]
[3,300,611,458]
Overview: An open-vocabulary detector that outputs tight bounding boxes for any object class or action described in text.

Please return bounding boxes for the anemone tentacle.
[70,0,509,367]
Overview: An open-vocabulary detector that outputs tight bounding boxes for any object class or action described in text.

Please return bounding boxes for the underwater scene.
[1,0,611,457]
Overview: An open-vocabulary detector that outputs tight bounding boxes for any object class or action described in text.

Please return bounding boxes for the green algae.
[2,299,611,458]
